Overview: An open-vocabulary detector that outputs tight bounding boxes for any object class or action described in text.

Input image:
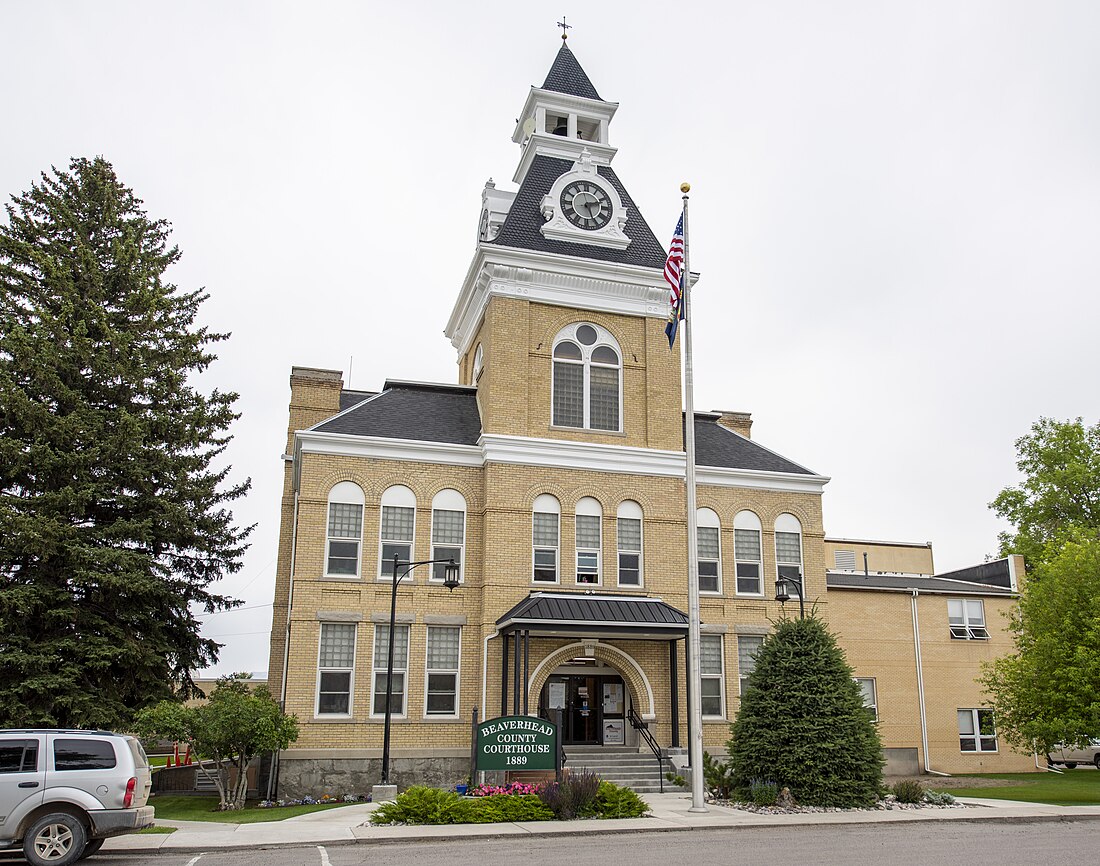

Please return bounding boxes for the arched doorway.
[535,654,639,747]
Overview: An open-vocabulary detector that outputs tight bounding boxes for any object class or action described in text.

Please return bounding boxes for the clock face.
[560,181,611,230]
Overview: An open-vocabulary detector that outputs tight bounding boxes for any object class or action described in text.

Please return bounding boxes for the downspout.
[271,445,302,800]
[911,589,949,776]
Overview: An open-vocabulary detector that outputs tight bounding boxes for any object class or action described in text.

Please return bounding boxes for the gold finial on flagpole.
[681,182,691,193]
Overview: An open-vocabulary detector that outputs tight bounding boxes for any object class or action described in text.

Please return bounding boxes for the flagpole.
[680,183,707,813]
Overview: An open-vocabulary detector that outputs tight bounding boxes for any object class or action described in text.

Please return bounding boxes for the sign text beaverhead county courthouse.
[475,715,558,771]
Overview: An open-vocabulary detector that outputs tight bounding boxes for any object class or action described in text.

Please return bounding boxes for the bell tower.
[447,40,686,455]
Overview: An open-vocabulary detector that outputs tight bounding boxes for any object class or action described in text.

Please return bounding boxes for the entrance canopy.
[496,591,688,640]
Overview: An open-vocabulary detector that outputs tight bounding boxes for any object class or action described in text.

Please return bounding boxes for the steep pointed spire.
[541,43,602,101]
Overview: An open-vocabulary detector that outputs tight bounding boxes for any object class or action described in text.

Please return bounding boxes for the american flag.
[664,212,685,348]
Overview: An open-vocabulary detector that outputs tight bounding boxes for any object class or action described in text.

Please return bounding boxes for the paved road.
[5,821,1098,866]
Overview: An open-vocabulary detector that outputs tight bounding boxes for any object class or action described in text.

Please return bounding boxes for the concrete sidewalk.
[102,794,1100,855]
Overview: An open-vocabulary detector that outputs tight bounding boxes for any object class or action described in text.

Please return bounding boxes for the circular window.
[576,324,598,346]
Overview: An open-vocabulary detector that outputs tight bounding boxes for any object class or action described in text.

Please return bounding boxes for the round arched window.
[551,323,622,431]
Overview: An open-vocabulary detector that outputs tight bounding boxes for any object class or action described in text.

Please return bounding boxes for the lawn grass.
[949,771,1100,805]
[150,795,358,824]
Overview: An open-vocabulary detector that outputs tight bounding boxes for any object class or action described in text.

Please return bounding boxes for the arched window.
[551,323,622,432]
[733,511,763,596]
[775,513,804,594]
[431,489,466,583]
[325,482,365,577]
[532,494,561,583]
[575,497,602,585]
[472,343,484,385]
[616,500,643,587]
[379,485,416,580]
[697,508,722,594]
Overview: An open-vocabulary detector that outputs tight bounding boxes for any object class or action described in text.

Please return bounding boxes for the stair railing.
[627,706,664,793]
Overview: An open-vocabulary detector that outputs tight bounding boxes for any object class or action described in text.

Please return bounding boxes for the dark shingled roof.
[497,592,687,634]
[314,386,819,476]
[315,382,481,445]
[691,414,815,475]
[541,43,601,100]
[491,156,668,269]
[826,572,1016,596]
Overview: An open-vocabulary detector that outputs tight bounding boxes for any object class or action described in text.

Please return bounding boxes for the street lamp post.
[380,554,460,786]
[774,574,805,619]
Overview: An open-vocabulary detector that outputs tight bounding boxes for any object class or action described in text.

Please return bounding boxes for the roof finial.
[557,16,572,40]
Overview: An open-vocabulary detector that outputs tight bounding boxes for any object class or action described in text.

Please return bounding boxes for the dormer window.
[552,323,622,432]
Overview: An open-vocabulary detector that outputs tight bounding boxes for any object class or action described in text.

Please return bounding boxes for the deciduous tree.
[0,157,251,728]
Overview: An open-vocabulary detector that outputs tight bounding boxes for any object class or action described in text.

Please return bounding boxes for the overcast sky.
[3,1,1097,676]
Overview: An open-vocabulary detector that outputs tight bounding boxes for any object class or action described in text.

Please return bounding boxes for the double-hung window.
[551,323,622,432]
[733,511,763,595]
[379,485,416,579]
[855,677,878,720]
[533,494,561,583]
[372,624,409,716]
[575,498,602,585]
[958,709,997,752]
[317,623,356,715]
[431,489,466,583]
[948,599,989,640]
[325,482,364,577]
[737,635,764,695]
[425,626,461,716]
[697,508,721,594]
[775,513,804,592]
[616,500,643,587]
[700,635,725,717]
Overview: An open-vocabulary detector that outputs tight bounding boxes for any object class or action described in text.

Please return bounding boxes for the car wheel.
[77,839,104,860]
[1065,762,1078,769]
[1094,755,1100,770]
[23,813,87,866]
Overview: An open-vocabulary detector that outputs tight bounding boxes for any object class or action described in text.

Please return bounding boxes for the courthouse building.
[266,42,1034,794]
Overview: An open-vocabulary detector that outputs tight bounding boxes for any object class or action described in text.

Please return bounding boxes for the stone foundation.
[276,755,469,798]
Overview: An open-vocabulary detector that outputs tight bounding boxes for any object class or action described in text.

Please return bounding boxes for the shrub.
[749,778,780,806]
[370,786,473,825]
[665,771,686,788]
[727,616,884,808]
[469,794,554,823]
[539,770,600,819]
[702,751,735,799]
[594,781,649,818]
[923,790,956,806]
[891,780,925,803]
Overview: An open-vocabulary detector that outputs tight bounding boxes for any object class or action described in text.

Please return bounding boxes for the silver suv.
[0,730,154,864]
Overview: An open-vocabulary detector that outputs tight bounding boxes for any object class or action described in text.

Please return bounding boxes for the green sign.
[476,715,558,771]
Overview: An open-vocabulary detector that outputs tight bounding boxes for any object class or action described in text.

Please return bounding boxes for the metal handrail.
[627,706,664,793]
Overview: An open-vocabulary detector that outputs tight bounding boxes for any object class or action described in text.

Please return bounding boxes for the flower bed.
[259,793,367,808]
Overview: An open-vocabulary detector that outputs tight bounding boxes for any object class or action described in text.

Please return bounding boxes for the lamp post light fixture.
[380,554,460,787]
[774,574,806,619]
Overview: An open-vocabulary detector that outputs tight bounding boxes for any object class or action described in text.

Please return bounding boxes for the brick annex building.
[266,43,1034,795]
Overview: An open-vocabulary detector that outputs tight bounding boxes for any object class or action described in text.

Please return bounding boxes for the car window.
[0,740,37,773]
[54,738,117,771]
[126,738,149,769]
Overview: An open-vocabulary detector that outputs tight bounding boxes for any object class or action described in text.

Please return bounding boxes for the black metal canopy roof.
[497,591,688,638]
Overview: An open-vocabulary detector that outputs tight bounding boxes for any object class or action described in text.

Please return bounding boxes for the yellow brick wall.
[824,539,935,575]
[829,588,1033,773]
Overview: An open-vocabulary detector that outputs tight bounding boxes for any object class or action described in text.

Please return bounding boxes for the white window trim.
[532,497,561,585]
[700,634,726,718]
[616,510,644,589]
[775,514,804,595]
[737,634,764,696]
[550,322,624,433]
[733,512,764,598]
[324,482,365,579]
[575,502,602,586]
[855,677,878,721]
[430,489,467,584]
[948,599,990,640]
[378,486,417,583]
[371,623,409,719]
[423,626,462,719]
[958,708,998,753]
[315,622,356,719]
[697,509,722,596]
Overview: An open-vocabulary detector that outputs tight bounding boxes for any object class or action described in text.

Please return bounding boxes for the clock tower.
[447,41,685,454]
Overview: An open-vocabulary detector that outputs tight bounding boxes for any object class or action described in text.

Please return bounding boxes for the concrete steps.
[562,746,685,794]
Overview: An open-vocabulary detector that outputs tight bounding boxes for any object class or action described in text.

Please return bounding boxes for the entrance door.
[542,674,626,745]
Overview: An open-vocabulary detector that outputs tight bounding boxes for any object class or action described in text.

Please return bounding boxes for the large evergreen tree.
[727,616,884,808]
[0,157,251,728]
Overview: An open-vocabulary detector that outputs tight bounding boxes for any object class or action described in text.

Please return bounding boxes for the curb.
[103,810,1100,855]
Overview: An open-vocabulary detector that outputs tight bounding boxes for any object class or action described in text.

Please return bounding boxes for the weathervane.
[557,16,572,40]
